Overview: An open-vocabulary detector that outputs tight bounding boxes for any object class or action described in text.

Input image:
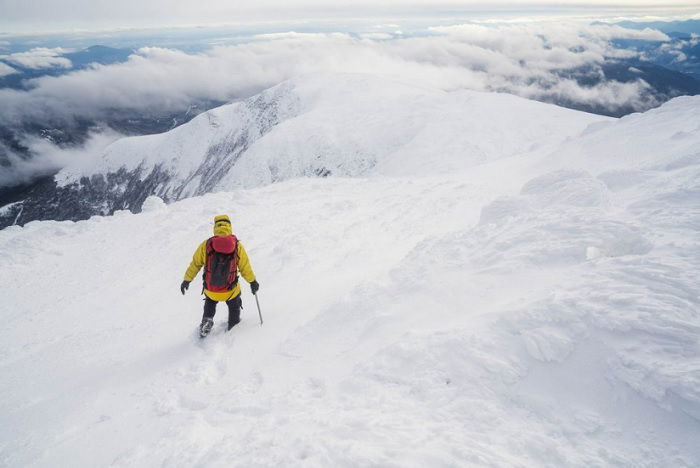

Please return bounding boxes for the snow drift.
[1,76,699,466]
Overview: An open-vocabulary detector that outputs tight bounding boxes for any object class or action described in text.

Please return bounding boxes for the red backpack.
[203,235,239,292]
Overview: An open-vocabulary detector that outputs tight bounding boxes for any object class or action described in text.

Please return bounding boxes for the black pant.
[203,295,242,330]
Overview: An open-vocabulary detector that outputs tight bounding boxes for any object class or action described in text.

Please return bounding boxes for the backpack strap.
[227,235,240,289]
[202,237,215,294]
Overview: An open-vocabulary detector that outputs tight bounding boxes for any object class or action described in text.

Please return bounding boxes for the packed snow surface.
[1,77,700,467]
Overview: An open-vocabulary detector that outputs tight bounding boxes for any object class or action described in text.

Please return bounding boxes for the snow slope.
[1,87,699,467]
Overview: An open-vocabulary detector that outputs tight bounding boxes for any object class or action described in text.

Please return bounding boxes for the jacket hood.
[213,214,232,236]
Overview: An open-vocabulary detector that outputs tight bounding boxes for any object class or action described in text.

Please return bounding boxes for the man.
[181,214,259,337]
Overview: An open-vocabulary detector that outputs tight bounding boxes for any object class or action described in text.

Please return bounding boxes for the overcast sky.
[2,0,699,34]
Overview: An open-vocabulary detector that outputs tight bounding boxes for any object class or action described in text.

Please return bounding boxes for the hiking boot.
[227,318,240,331]
[199,317,214,338]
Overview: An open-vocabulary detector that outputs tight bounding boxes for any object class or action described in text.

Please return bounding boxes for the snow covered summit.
[2,73,606,228]
[57,73,607,190]
[1,78,699,466]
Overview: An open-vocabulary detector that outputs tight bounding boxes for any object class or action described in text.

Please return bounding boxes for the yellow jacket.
[184,215,256,301]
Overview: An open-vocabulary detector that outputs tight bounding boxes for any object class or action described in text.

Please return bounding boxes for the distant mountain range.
[610,19,700,81]
[614,18,700,35]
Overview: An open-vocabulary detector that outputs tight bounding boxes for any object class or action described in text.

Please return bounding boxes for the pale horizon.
[1,0,699,35]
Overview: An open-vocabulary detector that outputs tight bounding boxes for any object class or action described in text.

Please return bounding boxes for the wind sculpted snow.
[0,85,699,466]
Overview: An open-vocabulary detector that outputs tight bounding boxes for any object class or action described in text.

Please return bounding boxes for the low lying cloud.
[655,33,700,62]
[0,47,73,70]
[0,130,123,188]
[430,22,669,42]
[0,22,670,123]
[0,20,676,187]
[0,62,18,77]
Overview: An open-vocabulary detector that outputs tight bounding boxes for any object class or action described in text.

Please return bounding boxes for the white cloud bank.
[0,130,123,187]
[0,47,73,70]
[0,62,18,77]
[0,22,671,126]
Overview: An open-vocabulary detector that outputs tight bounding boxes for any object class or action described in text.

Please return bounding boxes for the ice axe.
[253,292,263,326]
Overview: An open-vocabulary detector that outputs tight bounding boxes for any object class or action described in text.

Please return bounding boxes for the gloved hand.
[180,280,190,295]
[250,280,260,295]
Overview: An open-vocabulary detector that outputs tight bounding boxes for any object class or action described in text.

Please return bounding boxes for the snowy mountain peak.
[2,75,699,465]
[57,73,608,194]
[3,74,615,229]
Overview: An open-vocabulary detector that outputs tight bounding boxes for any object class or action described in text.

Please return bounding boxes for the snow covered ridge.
[55,73,607,190]
[0,73,608,229]
[1,88,699,465]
